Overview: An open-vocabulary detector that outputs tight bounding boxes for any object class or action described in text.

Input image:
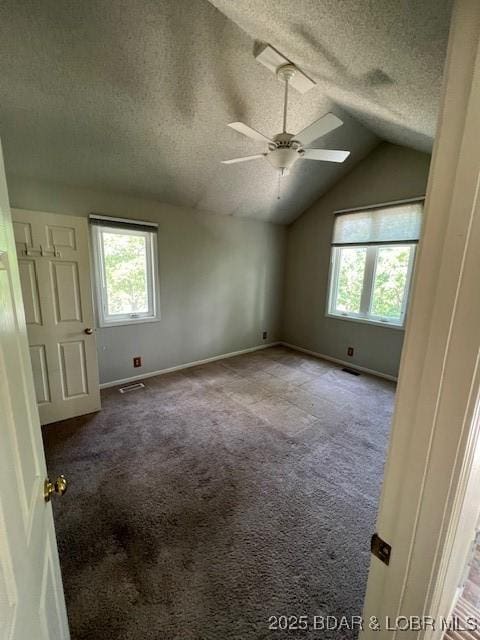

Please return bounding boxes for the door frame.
[361,1,480,636]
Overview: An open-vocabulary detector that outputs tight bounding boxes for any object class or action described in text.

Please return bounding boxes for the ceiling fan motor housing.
[266,132,304,175]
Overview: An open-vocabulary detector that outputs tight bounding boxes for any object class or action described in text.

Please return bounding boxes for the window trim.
[326,243,416,329]
[91,223,161,328]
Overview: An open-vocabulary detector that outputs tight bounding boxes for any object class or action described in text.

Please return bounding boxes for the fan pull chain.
[277,173,281,200]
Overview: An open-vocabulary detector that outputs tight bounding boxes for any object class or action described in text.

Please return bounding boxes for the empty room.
[2,1,480,639]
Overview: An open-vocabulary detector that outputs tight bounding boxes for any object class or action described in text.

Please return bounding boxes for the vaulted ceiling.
[0,0,452,224]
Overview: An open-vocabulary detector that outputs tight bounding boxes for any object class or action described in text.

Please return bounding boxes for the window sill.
[325,313,405,330]
[98,316,161,329]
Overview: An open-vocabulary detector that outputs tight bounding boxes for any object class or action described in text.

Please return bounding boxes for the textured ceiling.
[210,0,453,153]
[0,1,451,224]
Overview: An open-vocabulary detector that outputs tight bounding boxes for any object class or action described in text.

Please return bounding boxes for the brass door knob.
[84,328,93,335]
[44,475,68,502]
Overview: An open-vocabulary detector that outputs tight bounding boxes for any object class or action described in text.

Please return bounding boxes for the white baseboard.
[99,342,280,389]
[280,341,398,382]
[100,340,397,389]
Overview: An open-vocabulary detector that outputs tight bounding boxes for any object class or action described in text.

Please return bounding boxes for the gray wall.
[7,177,286,384]
[282,143,431,378]
[8,142,430,384]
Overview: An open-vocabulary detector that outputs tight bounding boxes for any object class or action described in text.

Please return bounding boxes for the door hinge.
[371,532,392,566]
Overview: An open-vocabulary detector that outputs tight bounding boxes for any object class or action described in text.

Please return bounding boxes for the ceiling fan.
[222,64,350,176]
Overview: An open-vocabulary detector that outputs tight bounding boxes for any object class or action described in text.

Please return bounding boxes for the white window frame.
[326,242,416,329]
[91,223,160,327]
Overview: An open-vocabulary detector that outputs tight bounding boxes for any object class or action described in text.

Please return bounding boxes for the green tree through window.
[330,243,414,325]
[336,247,366,314]
[103,232,149,315]
[370,247,410,318]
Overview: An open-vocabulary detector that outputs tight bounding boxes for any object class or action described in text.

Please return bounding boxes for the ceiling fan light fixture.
[265,147,300,175]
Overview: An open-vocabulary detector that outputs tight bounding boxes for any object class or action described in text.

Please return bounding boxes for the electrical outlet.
[262,331,268,340]
[133,356,142,368]
[347,347,354,357]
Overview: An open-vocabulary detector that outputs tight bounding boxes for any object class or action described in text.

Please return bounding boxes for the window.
[91,215,160,327]
[327,201,422,327]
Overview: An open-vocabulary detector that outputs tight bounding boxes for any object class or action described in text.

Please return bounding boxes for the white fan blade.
[302,149,350,163]
[221,154,265,165]
[294,113,343,145]
[228,122,273,143]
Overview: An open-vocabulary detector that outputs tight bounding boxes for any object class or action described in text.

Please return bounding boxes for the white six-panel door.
[0,142,70,638]
[12,209,100,425]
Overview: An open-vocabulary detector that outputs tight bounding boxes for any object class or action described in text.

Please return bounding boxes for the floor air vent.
[119,382,145,394]
[342,367,361,376]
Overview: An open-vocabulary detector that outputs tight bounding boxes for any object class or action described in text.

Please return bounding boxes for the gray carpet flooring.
[42,346,395,640]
